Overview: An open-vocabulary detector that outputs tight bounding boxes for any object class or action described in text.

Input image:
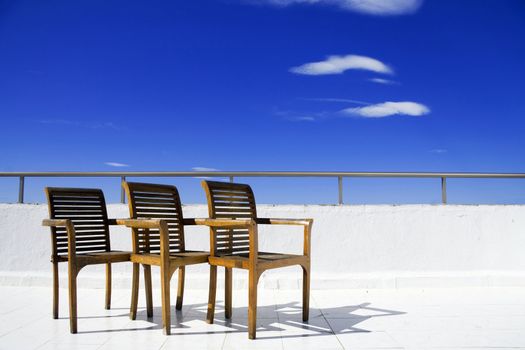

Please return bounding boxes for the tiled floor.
[1,286,525,349]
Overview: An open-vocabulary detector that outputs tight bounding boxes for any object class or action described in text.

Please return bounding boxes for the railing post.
[441,177,447,204]
[338,176,343,205]
[120,176,126,204]
[229,176,234,183]
[18,176,25,204]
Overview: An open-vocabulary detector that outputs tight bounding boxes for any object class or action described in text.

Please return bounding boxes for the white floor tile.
[2,286,525,350]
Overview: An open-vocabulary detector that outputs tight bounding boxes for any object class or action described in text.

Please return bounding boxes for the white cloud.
[192,167,222,180]
[192,167,220,172]
[368,77,399,85]
[253,0,423,15]
[293,116,316,121]
[430,149,447,154]
[301,97,370,105]
[290,54,393,76]
[104,162,129,167]
[40,119,123,131]
[342,101,430,118]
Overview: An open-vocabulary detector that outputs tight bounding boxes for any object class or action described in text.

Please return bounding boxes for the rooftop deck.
[1,172,524,348]
[2,286,525,349]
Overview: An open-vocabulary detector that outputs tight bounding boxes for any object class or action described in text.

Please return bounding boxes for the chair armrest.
[193,218,256,228]
[42,218,71,227]
[257,218,313,258]
[256,218,313,226]
[193,218,258,261]
[115,219,171,258]
[114,218,163,229]
[42,218,77,260]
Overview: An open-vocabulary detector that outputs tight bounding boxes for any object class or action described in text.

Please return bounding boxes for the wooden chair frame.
[118,181,210,335]
[42,188,131,334]
[199,180,313,339]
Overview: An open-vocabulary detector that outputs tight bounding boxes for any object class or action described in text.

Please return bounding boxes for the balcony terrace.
[0,171,524,349]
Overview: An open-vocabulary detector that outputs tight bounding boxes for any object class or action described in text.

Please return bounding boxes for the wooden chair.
[117,181,210,335]
[199,180,313,339]
[42,187,131,334]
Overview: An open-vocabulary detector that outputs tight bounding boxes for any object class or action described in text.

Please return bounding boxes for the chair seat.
[208,252,308,270]
[130,251,209,266]
[54,250,131,264]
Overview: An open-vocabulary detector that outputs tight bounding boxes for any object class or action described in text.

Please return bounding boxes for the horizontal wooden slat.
[57,240,107,248]
[73,226,106,232]
[54,217,103,221]
[134,198,176,204]
[133,213,180,219]
[47,187,111,257]
[69,221,106,226]
[215,212,253,217]
[51,194,101,203]
[55,207,103,215]
[57,235,106,242]
[133,192,174,199]
[217,241,250,248]
[217,239,249,244]
[57,246,107,254]
[212,207,253,213]
[136,208,178,214]
[125,182,186,254]
[211,188,249,194]
[135,203,178,209]
[52,204,102,209]
[220,247,250,253]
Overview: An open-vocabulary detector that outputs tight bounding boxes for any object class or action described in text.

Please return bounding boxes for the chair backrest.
[201,180,257,256]
[123,182,185,254]
[45,187,111,259]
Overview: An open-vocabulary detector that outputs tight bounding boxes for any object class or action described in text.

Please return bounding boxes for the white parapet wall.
[1,203,524,289]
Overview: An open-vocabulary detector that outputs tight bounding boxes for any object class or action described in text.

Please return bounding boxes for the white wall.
[1,204,524,289]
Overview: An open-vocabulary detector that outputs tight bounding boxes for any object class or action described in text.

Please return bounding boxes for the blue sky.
[1,0,524,204]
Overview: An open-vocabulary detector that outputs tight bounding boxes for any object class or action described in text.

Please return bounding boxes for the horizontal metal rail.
[0,171,524,204]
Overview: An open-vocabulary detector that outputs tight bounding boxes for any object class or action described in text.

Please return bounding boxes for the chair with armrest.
[118,181,210,335]
[199,180,313,339]
[42,187,131,334]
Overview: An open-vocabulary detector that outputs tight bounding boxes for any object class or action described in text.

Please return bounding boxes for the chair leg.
[67,263,78,334]
[225,268,232,319]
[248,268,258,340]
[105,263,112,310]
[206,265,217,324]
[176,266,185,310]
[160,264,171,335]
[302,265,310,322]
[52,262,59,319]
[130,263,140,320]
[143,264,153,317]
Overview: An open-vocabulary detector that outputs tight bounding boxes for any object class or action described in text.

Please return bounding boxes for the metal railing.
[1,171,524,204]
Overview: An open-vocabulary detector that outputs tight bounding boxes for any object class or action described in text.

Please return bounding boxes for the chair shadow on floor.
[74,300,406,339]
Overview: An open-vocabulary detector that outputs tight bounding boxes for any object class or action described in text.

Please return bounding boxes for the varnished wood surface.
[122,182,209,335]
[200,180,313,339]
[43,187,132,334]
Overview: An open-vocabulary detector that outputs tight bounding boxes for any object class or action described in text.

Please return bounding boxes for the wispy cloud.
[368,78,399,85]
[275,109,327,122]
[291,116,316,122]
[104,162,129,167]
[430,149,447,154]
[342,101,430,118]
[249,0,423,15]
[290,54,393,76]
[300,97,370,105]
[192,167,221,180]
[192,167,220,172]
[40,119,123,131]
